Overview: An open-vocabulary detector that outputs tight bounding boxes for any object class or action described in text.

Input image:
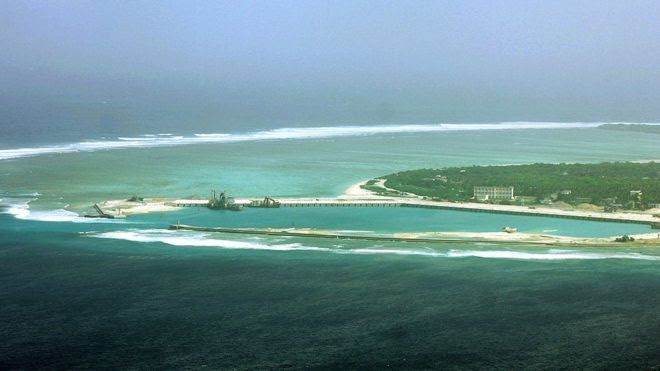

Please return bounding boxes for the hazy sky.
[1,1,659,138]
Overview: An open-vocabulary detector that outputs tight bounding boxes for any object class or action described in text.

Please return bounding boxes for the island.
[366,162,660,212]
[87,162,660,246]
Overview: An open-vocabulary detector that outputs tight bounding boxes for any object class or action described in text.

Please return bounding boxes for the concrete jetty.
[171,199,211,207]
[91,194,659,227]
[275,198,402,208]
[84,203,125,219]
[167,196,659,226]
[170,197,403,208]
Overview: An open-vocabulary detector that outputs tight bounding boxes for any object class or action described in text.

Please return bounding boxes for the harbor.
[88,192,660,228]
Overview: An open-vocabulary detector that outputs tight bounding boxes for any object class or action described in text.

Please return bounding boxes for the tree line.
[381,162,660,208]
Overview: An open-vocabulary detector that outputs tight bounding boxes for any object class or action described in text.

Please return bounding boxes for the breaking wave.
[0,198,124,223]
[444,249,658,261]
[0,121,637,161]
[91,230,331,251]
[89,229,660,261]
[2,200,32,220]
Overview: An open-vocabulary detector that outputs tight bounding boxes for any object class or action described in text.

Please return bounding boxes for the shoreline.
[169,224,660,247]
[83,180,660,245]
[90,181,660,226]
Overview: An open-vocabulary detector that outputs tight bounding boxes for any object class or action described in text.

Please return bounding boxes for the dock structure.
[169,197,403,208]
[85,203,115,218]
[174,197,659,226]
[276,198,402,208]
[85,203,126,219]
[171,199,211,207]
[121,195,660,227]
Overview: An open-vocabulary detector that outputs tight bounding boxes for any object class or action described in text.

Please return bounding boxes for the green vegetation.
[599,124,660,135]
[360,179,405,196]
[377,162,660,210]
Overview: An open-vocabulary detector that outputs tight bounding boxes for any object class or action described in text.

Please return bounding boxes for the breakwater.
[272,199,658,226]
[401,202,657,226]
[168,224,561,245]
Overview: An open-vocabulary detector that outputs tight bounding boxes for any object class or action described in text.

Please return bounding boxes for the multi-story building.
[473,186,514,201]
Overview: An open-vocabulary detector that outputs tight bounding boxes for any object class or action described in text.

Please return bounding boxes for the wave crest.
[0,121,638,161]
[92,230,331,251]
[89,229,660,261]
[0,198,125,223]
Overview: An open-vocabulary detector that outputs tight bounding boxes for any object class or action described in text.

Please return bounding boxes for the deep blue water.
[2,125,660,369]
[1,212,660,369]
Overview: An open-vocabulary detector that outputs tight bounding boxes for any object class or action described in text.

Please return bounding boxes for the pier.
[166,196,659,226]
[170,197,404,208]
[276,198,402,208]
[84,203,125,219]
[171,199,212,207]
[90,194,660,227]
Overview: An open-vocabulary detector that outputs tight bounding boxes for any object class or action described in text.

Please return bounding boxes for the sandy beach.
[341,180,382,198]
[95,198,180,217]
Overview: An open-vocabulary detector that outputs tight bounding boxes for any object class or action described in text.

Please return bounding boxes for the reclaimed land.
[169,224,660,247]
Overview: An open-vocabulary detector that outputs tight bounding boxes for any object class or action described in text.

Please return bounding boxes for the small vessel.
[502,226,517,233]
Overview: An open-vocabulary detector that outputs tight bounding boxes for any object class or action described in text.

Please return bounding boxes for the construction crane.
[250,196,281,208]
[208,190,242,211]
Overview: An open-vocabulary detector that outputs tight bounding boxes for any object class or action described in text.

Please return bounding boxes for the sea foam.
[0,121,636,161]
[0,198,124,223]
[92,229,331,251]
[444,249,659,261]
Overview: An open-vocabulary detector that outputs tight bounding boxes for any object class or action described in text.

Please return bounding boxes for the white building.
[473,186,514,201]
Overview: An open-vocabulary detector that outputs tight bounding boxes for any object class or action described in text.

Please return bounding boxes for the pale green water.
[1,126,660,369]
[1,127,658,212]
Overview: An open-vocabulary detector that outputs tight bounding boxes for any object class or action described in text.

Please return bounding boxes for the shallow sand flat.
[98,198,179,216]
[341,180,382,198]
[394,231,660,245]
[168,224,660,248]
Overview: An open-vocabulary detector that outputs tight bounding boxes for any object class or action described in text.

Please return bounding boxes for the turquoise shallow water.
[1,127,659,211]
[2,213,660,369]
[1,126,660,369]
[146,207,654,237]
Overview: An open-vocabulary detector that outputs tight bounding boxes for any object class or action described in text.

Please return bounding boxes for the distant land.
[599,124,660,135]
[367,162,660,211]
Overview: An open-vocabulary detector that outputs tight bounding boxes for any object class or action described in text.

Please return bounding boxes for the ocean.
[1,123,660,369]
